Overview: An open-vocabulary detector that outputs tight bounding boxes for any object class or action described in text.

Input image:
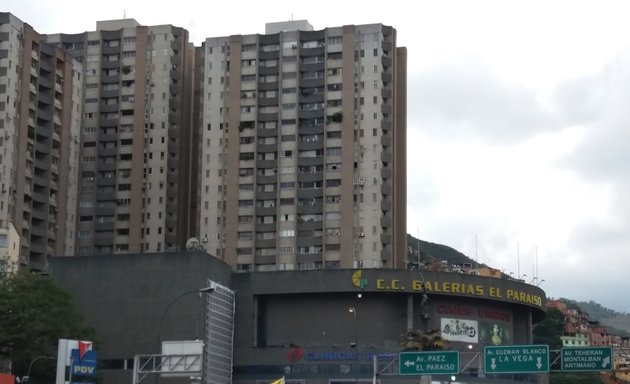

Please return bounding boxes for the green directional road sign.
[484,345,549,374]
[562,347,613,372]
[399,351,459,375]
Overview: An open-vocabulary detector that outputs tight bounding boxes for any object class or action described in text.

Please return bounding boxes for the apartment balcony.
[99,103,119,113]
[100,89,120,98]
[382,72,392,83]
[258,50,279,60]
[297,220,322,231]
[254,254,276,265]
[380,200,392,212]
[381,168,392,179]
[297,236,322,247]
[298,92,325,104]
[255,159,276,169]
[381,182,392,195]
[297,125,324,135]
[101,45,120,55]
[94,221,115,231]
[299,46,325,56]
[94,232,114,246]
[257,112,278,122]
[255,206,276,216]
[258,65,278,76]
[297,140,323,151]
[102,74,121,84]
[37,124,52,138]
[95,191,116,201]
[381,152,391,163]
[381,233,392,244]
[256,143,277,153]
[165,216,177,229]
[299,78,325,89]
[255,223,276,232]
[258,81,278,91]
[297,204,322,215]
[97,147,117,157]
[297,172,323,183]
[34,158,50,172]
[101,60,119,69]
[299,61,325,73]
[380,248,392,261]
[381,88,392,99]
[38,76,53,89]
[256,128,278,138]
[30,224,46,238]
[381,56,392,68]
[254,190,275,201]
[255,239,276,249]
[381,104,392,115]
[99,118,119,128]
[257,96,278,107]
[297,156,323,167]
[298,109,325,120]
[381,215,392,227]
[381,135,392,147]
[296,252,323,264]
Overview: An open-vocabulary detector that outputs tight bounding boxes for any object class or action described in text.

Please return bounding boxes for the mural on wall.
[479,322,512,345]
[440,318,479,343]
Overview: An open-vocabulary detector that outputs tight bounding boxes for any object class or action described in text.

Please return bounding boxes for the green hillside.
[407,234,479,267]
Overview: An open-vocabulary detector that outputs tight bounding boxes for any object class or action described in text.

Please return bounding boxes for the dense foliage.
[533,308,564,350]
[0,270,95,382]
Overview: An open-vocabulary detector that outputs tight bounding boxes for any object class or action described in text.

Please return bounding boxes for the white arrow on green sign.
[484,345,549,374]
[399,351,459,375]
[561,347,613,372]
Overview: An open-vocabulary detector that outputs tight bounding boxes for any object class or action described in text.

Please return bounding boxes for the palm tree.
[400,328,448,351]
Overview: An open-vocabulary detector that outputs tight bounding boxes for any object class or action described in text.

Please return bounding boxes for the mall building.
[50,251,546,384]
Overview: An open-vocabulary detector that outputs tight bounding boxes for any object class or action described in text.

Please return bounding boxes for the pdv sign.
[70,348,98,377]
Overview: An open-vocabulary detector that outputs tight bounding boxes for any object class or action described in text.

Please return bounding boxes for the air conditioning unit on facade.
[358,232,365,237]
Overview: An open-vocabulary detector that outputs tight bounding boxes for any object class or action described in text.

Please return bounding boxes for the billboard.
[440,318,478,344]
[55,339,95,384]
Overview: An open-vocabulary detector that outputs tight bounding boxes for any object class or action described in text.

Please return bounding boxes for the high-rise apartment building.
[47,19,196,255]
[198,21,406,272]
[0,13,82,270]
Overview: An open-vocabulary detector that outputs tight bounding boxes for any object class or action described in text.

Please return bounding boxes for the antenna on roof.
[123,10,126,19]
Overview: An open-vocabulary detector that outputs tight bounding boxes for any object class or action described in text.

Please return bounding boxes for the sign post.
[484,345,549,374]
[399,351,459,375]
[561,347,613,372]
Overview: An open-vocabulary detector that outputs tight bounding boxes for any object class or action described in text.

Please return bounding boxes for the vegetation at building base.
[0,269,95,382]
[400,328,448,351]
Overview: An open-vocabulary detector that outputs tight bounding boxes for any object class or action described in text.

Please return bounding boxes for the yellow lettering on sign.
[412,280,424,291]
[376,279,385,289]
[392,279,400,290]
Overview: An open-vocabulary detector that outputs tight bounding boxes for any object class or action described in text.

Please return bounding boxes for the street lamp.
[157,286,215,353]
[23,356,56,383]
[348,306,358,382]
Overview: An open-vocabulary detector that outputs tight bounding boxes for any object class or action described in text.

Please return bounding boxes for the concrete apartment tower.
[47,19,196,255]
[198,21,406,271]
[0,13,82,270]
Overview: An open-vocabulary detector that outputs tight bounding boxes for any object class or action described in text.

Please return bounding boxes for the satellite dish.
[186,237,200,251]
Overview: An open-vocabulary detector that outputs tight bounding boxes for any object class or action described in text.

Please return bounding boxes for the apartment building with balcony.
[0,13,82,269]
[46,19,196,255]
[198,21,407,271]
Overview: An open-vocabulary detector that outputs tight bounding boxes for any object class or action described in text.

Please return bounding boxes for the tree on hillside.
[0,269,95,382]
[533,308,564,350]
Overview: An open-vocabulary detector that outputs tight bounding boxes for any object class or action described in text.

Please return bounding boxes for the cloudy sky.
[8,0,630,312]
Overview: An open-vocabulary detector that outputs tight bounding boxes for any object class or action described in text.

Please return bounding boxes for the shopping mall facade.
[50,252,546,384]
